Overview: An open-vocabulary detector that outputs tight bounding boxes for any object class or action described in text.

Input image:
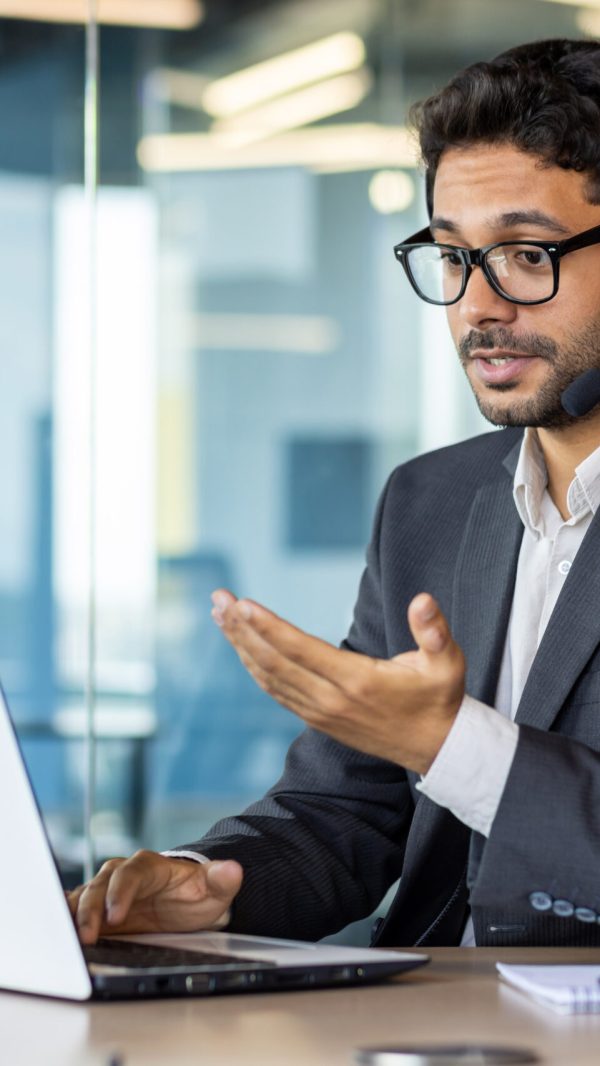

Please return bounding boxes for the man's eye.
[440,251,463,269]
[514,248,552,268]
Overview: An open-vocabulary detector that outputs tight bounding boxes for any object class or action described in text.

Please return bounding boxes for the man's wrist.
[419,694,465,774]
[417,696,519,836]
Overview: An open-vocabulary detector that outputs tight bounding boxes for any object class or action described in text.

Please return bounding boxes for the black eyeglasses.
[393,223,600,306]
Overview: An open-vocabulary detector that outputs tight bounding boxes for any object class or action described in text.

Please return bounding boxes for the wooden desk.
[2,948,600,1066]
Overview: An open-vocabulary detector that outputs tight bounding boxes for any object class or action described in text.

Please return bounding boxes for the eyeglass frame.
[393,222,600,306]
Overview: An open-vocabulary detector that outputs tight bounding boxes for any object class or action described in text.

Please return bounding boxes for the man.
[71,37,600,948]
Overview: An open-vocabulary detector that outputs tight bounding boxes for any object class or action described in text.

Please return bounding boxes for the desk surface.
[3,947,600,1066]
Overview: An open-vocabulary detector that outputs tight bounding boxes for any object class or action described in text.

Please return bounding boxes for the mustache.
[459,328,559,361]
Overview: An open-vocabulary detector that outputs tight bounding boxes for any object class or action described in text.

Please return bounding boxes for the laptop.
[0,680,429,1001]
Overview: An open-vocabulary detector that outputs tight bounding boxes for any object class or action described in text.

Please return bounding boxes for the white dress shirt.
[418,427,600,944]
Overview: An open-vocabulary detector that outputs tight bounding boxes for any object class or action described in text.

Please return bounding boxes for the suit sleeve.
[469,725,600,940]
[173,475,416,941]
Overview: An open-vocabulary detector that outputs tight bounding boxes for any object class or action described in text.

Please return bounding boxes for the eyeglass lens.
[406,243,555,304]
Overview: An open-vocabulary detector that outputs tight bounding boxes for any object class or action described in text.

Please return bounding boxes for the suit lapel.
[515,506,600,730]
[451,470,523,705]
[386,435,525,943]
[393,461,523,944]
[449,444,525,910]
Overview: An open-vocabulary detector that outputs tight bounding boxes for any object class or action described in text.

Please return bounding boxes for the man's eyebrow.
[429,210,571,237]
[495,209,570,234]
[429,216,459,234]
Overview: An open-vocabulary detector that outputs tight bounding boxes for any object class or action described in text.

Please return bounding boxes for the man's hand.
[211,590,465,775]
[67,851,243,945]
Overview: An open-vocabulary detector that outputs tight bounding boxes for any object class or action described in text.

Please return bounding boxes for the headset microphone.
[560,368,600,417]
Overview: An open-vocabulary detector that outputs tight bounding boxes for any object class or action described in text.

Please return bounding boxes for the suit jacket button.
[552,899,574,918]
[575,907,597,923]
[529,891,553,912]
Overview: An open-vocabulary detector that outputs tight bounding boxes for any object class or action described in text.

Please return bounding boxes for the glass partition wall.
[0,8,90,884]
[2,0,588,921]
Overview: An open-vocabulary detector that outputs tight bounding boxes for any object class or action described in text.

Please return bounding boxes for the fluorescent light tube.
[202,31,366,117]
[537,0,600,6]
[137,123,418,173]
[213,69,373,146]
[0,0,203,29]
[576,7,600,33]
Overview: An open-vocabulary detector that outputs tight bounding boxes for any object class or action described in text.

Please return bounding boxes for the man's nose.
[457,265,519,331]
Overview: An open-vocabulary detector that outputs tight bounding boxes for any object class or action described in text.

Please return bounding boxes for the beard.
[457,324,600,428]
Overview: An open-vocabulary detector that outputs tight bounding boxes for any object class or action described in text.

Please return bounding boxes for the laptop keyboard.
[85,938,273,971]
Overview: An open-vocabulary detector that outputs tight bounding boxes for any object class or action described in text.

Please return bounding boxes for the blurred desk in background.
[14,700,157,859]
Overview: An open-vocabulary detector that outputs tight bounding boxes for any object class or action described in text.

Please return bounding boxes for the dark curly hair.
[411,39,600,215]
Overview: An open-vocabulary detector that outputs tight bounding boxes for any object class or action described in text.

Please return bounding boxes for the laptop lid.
[0,682,93,1000]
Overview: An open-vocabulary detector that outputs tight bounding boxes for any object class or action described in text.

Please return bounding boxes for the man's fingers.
[213,593,360,692]
[211,587,237,627]
[74,861,124,943]
[71,854,245,945]
[74,852,163,940]
[232,625,338,713]
[407,593,454,657]
[405,593,465,711]
[204,860,244,902]
[101,853,162,925]
[66,884,86,921]
[104,849,217,923]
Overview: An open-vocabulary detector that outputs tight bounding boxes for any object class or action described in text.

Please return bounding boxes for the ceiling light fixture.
[0,0,203,29]
[212,69,373,146]
[576,7,600,34]
[137,123,418,173]
[202,31,366,118]
[368,170,415,214]
[538,0,600,5]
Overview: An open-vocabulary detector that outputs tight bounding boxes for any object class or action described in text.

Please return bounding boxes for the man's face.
[432,144,600,428]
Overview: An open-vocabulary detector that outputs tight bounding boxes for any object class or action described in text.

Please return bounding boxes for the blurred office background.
[0,0,590,916]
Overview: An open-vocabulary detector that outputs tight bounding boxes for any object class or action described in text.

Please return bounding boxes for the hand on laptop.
[67,852,243,944]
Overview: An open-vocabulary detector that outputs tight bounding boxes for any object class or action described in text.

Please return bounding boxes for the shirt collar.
[513,428,600,537]
[513,429,548,536]
[570,444,600,517]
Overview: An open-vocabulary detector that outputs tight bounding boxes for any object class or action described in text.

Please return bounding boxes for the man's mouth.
[470,348,534,363]
[469,350,540,386]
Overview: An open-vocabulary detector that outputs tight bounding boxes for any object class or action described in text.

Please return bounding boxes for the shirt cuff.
[416,695,519,837]
[161,849,210,863]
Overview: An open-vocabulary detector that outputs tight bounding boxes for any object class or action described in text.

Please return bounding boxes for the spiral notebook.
[497,963,600,1014]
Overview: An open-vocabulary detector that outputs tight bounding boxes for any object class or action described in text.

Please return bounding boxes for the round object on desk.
[354,1046,539,1065]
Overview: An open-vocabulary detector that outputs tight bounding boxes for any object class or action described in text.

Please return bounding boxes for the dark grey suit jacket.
[183,427,600,947]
